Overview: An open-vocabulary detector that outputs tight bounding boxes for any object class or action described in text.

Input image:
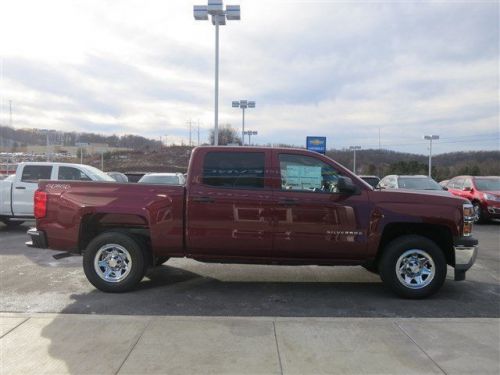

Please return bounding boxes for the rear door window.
[202,152,265,189]
[21,165,52,183]
[278,154,341,193]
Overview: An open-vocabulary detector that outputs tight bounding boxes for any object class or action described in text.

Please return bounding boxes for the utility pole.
[378,128,381,150]
[187,120,192,146]
[197,121,200,146]
[101,151,104,171]
[9,100,12,127]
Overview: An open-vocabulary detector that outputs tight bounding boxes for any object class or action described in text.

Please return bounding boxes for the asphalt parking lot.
[1,221,498,317]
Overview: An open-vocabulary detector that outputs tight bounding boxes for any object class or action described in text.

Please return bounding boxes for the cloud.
[0,0,498,153]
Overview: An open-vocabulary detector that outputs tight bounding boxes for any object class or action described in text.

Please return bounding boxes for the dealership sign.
[306,136,327,154]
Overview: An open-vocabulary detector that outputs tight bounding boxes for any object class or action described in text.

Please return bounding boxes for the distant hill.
[1,125,498,179]
[0,125,161,151]
[325,149,500,179]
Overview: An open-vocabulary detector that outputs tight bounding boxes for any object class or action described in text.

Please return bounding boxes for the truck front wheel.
[379,235,447,299]
[83,232,147,293]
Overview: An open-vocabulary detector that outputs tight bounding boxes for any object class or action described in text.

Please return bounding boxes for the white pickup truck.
[0,162,114,226]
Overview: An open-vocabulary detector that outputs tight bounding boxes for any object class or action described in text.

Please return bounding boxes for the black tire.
[154,256,170,266]
[1,219,25,227]
[472,201,486,224]
[83,232,147,293]
[379,235,447,299]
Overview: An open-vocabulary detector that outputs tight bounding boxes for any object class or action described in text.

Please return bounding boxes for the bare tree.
[208,124,242,145]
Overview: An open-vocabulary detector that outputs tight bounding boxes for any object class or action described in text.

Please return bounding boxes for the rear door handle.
[15,186,26,190]
[278,198,299,206]
[192,196,215,203]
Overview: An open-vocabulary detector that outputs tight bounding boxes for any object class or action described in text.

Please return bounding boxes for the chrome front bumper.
[453,237,478,281]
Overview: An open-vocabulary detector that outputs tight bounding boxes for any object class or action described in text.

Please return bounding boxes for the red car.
[446,176,500,223]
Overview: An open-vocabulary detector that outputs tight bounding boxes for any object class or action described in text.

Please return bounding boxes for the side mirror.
[463,186,471,192]
[338,176,358,194]
[442,186,448,191]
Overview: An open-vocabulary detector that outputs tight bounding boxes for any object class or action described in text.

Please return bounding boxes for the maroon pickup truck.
[27,146,478,298]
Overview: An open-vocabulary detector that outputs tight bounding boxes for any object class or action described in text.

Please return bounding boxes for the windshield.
[139,175,181,185]
[398,177,442,190]
[474,178,500,191]
[80,166,115,181]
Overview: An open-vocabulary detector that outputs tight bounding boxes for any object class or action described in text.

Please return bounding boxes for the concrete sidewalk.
[1,314,499,375]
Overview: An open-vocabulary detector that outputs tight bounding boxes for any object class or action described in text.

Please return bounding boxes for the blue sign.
[306,136,327,154]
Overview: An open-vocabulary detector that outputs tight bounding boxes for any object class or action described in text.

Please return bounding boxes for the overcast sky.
[0,0,498,153]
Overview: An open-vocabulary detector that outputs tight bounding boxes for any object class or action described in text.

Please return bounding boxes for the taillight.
[34,190,47,219]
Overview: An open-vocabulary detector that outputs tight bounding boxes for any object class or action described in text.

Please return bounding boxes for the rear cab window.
[202,151,266,189]
[58,166,92,181]
[21,165,53,183]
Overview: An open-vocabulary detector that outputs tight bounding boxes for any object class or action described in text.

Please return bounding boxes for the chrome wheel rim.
[396,249,435,289]
[94,244,132,283]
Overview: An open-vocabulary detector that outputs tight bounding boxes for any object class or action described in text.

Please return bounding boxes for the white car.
[138,173,186,185]
[0,162,114,226]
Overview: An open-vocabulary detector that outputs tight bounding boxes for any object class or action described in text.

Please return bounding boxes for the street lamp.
[232,99,255,145]
[424,135,439,177]
[243,130,258,145]
[41,129,50,162]
[194,0,240,146]
[349,146,361,174]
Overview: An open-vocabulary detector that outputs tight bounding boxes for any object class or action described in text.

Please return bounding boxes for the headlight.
[463,203,474,236]
[483,193,500,202]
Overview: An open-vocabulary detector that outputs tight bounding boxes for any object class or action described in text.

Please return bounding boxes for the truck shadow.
[52,264,500,318]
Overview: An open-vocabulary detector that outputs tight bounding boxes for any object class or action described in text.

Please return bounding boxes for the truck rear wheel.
[379,235,447,299]
[83,232,147,293]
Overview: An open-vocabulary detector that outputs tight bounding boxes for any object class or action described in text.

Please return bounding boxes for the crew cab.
[0,162,114,226]
[27,147,478,298]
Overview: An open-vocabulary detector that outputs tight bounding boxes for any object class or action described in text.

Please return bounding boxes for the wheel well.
[376,223,454,265]
[79,213,153,265]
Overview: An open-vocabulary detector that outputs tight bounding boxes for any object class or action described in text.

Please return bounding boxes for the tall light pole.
[194,1,240,146]
[424,135,439,177]
[243,130,258,145]
[41,129,50,162]
[349,146,361,174]
[232,100,255,145]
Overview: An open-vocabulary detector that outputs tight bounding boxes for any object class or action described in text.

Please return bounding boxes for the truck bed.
[36,180,185,254]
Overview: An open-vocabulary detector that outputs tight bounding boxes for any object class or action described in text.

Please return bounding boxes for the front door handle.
[278,198,299,206]
[192,196,215,203]
[15,186,26,190]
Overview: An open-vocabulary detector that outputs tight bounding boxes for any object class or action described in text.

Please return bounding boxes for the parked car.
[28,146,477,299]
[138,173,185,185]
[358,175,380,188]
[446,176,500,223]
[0,162,114,226]
[123,172,147,183]
[107,171,128,183]
[377,175,451,196]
